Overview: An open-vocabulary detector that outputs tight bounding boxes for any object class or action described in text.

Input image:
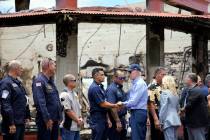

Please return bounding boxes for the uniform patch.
[2,90,9,99]
[46,85,53,90]
[12,83,18,88]
[36,82,41,87]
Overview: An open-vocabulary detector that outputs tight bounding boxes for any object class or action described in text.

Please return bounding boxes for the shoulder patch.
[2,90,9,99]
[36,82,42,87]
[12,83,18,88]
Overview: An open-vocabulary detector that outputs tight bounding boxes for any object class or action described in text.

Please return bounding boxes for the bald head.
[63,74,77,89]
[63,74,76,86]
[7,60,23,78]
[8,60,22,72]
[114,70,125,78]
[113,70,126,85]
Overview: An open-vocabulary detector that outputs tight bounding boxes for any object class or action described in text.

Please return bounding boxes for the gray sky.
[0,0,145,13]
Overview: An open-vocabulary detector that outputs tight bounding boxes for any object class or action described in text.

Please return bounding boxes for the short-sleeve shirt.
[148,79,161,109]
[60,89,81,131]
[106,82,127,117]
[88,81,107,121]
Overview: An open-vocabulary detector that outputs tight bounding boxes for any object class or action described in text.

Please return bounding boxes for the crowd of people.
[0,58,209,140]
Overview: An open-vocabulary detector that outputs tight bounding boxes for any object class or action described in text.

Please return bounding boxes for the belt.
[130,109,147,112]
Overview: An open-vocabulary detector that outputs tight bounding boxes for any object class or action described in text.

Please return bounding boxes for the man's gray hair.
[205,74,210,86]
[8,60,22,72]
[187,73,198,83]
[41,58,54,71]
[63,74,76,86]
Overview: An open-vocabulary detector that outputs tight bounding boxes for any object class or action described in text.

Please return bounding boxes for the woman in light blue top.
[159,75,181,140]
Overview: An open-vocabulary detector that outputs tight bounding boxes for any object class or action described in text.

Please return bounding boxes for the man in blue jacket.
[32,58,62,140]
[0,60,30,140]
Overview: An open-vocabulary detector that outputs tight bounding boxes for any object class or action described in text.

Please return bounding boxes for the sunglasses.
[128,71,134,74]
[117,77,126,80]
[70,80,77,82]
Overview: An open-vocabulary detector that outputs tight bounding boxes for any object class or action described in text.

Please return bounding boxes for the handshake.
[112,101,125,110]
[116,101,124,106]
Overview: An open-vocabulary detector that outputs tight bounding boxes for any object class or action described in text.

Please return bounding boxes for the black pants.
[36,119,59,140]
[108,117,127,140]
[2,124,25,140]
[149,111,164,140]
[180,119,188,140]
[206,126,210,140]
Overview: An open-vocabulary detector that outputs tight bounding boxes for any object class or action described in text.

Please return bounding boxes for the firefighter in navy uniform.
[32,58,62,140]
[148,67,166,140]
[88,68,119,140]
[0,60,30,140]
[106,70,127,140]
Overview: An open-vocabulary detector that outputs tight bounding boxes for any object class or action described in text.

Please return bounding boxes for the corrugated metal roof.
[0,8,209,20]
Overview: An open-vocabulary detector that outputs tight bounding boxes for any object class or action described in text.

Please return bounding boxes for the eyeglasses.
[70,80,77,82]
[117,77,126,80]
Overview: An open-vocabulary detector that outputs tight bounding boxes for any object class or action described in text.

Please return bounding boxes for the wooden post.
[192,34,208,80]
[146,0,164,82]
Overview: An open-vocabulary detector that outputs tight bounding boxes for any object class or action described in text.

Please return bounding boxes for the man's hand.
[207,94,210,108]
[116,101,123,106]
[77,118,84,127]
[46,119,53,130]
[154,119,161,130]
[179,107,185,117]
[107,119,112,128]
[25,119,30,128]
[9,125,16,134]
[116,121,122,132]
[146,117,150,126]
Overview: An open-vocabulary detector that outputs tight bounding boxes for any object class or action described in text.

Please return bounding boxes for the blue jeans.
[163,126,178,140]
[61,128,80,140]
[130,109,147,140]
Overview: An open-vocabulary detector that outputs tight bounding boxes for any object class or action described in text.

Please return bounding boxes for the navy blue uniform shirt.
[32,73,62,122]
[106,82,127,117]
[0,75,30,125]
[88,81,107,121]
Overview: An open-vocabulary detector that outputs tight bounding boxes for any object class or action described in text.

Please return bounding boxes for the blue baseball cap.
[128,64,141,72]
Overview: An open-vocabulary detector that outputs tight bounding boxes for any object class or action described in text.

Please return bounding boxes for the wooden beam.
[165,0,209,13]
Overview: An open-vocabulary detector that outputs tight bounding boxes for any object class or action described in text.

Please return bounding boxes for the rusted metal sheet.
[147,0,164,12]
[0,9,209,19]
[56,0,77,10]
